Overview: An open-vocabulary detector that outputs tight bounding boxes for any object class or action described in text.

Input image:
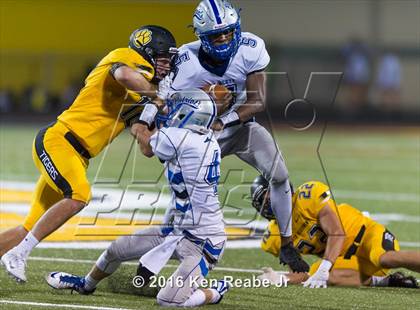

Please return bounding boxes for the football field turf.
[0,123,419,309]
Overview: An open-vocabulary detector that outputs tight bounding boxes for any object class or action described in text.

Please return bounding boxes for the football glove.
[257,267,285,285]
[302,259,332,288]
[388,271,419,289]
[279,242,310,273]
[157,73,174,100]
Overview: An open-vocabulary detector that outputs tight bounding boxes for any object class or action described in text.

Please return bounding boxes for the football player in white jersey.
[169,0,309,272]
[46,89,229,307]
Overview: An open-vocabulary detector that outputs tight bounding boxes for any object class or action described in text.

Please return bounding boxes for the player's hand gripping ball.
[202,84,232,116]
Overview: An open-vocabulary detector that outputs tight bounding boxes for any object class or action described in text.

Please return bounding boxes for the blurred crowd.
[0,66,93,116]
[341,37,402,114]
[0,82,80,115]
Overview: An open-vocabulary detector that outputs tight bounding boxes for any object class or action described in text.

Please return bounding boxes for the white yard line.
[34,239,266,250]
[0,300,134,310]
[399,241,420,248]
[333,190,419,203]
[33,239,420,251]
[29,256,265,274]
[2,180,419,203]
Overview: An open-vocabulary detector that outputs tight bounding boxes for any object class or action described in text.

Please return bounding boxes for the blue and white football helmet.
[164,88,217,134]
[193,0,241,61]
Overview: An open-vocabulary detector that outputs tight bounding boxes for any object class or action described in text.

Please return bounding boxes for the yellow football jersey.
[262,181,373,257]
[58,48,155,157]
[291,181,372,256]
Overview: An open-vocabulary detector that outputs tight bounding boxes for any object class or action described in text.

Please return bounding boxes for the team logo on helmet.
[193,8,204,21]
[134,29,152,48]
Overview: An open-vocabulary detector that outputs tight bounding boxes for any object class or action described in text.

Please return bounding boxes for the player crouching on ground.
[46,89,229,307]
[251,176,419,288]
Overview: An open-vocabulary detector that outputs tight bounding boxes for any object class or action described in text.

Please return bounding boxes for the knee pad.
[95,247,122,274]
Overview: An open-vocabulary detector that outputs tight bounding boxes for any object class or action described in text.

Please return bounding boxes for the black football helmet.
[129,25,178,83]
[250,175,275,220]
[251,176,295,220]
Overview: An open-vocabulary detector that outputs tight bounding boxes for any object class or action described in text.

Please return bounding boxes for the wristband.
[139,103,158,127]
[218,111,240,128]
[319,259,332,271]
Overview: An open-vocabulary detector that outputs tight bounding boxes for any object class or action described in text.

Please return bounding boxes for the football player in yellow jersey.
[251,176,419,288]
[0,25,178,283]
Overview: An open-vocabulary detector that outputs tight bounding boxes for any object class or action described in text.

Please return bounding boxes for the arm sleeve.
[104,48,155,82]
[109,62,127,79]
[150,128,177,161]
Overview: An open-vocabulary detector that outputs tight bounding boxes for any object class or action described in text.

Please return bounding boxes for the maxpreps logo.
[134,29,152,48]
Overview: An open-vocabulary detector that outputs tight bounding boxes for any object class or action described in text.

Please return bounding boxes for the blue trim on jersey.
[158,129,194,223]
[175,202,190,213]
[167,170,185,185]
[173,188,189,199]
[204,242,223,256]
[161,226,174,236]
[199,258,209,276]
[209,0,222,24]
[183,230,203,244]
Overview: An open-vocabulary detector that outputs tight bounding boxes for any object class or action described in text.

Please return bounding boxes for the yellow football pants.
[23,121,91,230]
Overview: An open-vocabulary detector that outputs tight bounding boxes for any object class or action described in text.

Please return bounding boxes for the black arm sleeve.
[109,62,127,79]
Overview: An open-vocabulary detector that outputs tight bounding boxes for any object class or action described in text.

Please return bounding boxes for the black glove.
[388,272,419,288]
[279,242,310,273]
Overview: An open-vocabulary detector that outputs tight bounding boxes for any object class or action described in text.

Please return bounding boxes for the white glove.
[257,267,286,286]
[157,73,173,100]
[302,259,332,288]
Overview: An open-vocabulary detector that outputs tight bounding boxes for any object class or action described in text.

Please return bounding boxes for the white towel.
[139,232,182,275]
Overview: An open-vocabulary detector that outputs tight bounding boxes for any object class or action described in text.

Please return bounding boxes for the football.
[202,84,231,115]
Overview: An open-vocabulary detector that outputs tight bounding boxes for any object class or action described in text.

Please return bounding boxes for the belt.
[344,225,366,259]
[64,132,91,159]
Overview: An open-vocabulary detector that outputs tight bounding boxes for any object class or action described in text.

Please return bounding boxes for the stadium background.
[0,1,419,309]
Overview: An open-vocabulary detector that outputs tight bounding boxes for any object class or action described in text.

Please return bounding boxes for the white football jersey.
[171,32,270,119]
[150,127,225,244]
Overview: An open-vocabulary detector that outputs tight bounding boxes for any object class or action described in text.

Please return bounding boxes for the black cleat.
[279,242,310,273]
[388,272,419,289]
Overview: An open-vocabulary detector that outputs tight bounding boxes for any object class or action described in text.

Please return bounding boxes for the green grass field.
[0,123,419,309]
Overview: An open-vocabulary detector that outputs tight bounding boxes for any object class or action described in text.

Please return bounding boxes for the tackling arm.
[130,123,156,158]
[112,64,157,99]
